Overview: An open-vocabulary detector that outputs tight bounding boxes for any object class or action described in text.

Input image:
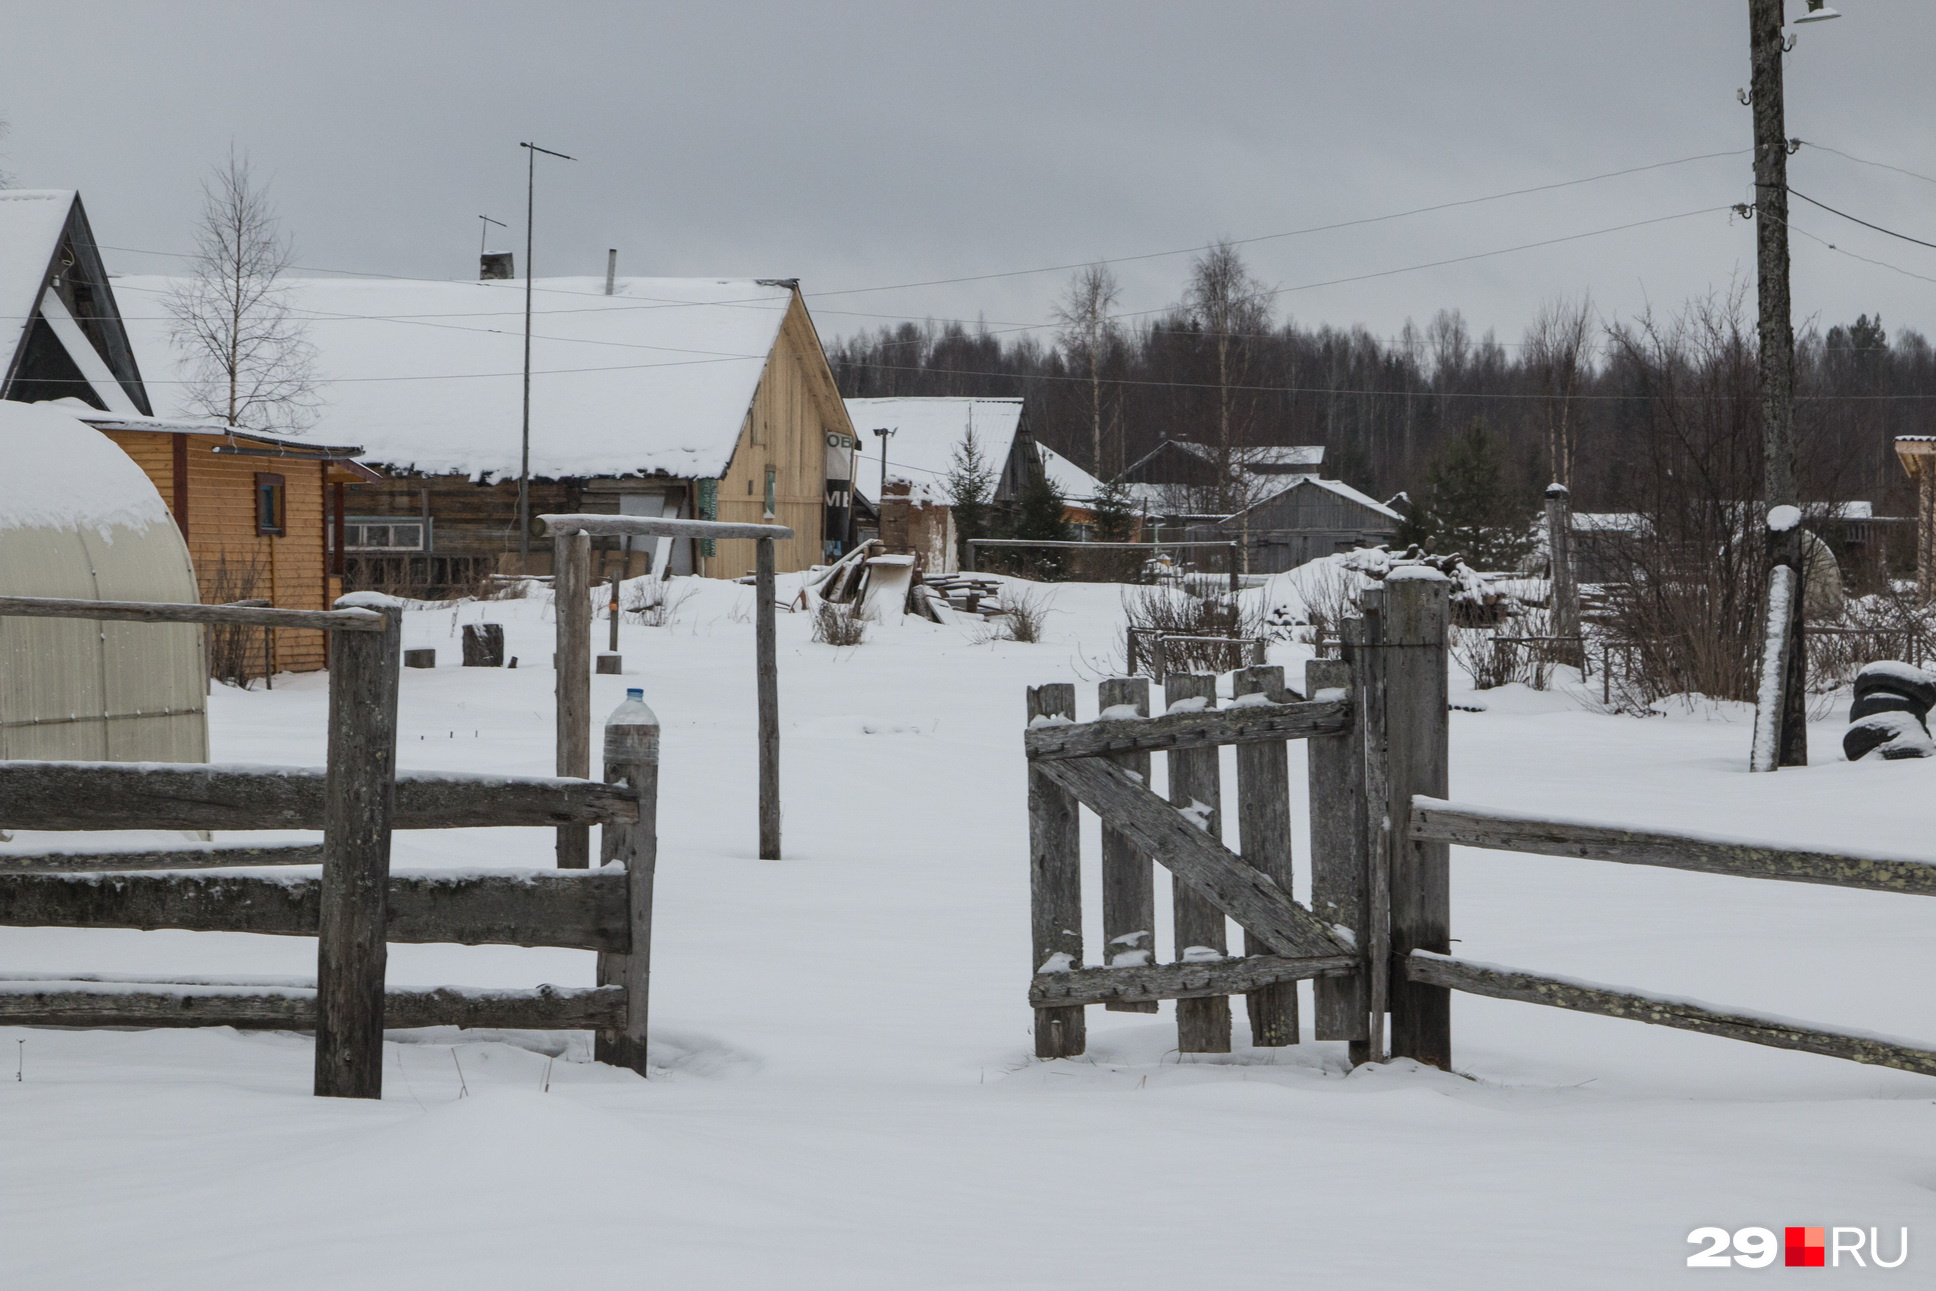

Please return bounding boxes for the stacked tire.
[1844,662,1936,761]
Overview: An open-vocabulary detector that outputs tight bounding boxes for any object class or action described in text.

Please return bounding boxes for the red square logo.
[1785,1227,1826,1267]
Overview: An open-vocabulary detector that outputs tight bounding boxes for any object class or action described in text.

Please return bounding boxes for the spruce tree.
[1403,420,1534,570]
[1015,469,1071,579]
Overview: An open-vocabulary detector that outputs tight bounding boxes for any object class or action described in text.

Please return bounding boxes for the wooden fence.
[1026,570,1936,1079]
[0,594,659,1099]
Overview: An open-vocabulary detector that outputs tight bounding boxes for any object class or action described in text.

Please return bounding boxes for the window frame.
[254,472,286,536]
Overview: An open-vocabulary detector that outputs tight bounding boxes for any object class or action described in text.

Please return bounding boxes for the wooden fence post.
[596,689,660,1076]
[314,598,401,1099]
[1027,683,1084,1058]
[1351,600,1392,1063]
[1165,671,1230,1053]
[1097,676,1155,1013]
[1233,664,1297,1046]
[555,529,592,868]
[1382,573,1452,1069]
[756,537,781,860]
[1544,483,1581,668]
[1306,655,1369,1063]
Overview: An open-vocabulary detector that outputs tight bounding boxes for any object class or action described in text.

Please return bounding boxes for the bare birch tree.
[165,152,318,431]
[1185,240,1272,515]
[1051,263,1121,476]
[1525,294,1595,486]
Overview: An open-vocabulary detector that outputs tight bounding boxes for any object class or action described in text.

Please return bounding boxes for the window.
[763,466,777,520]
[343,517,428,551]
[254,473,285,535]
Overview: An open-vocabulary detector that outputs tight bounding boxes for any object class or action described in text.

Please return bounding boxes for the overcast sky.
[6,1,1934,355]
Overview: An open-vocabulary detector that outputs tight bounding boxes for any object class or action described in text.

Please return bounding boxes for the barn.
[122,274,858,587]
[0,400,206,760]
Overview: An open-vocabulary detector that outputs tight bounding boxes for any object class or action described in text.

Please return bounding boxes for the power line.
[808,149,1749,297]
[89,146,1747,319]
[1796,139,1936,189]
[1786,187,1936,253]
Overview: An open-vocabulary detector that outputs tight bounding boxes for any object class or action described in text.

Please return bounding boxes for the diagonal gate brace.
[1034,755,1349,960]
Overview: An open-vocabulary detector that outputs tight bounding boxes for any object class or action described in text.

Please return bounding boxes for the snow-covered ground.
[4,575,1932,1289]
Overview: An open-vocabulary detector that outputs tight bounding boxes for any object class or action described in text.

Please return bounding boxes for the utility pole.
[1746,0,1839,768]
[517,141,576,570]
[1750,0,1797,513]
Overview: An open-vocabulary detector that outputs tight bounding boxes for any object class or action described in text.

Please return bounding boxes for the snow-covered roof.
[1170,441,1324,472]
[118,275,800,480]
[59,402,364,455]
[1572,512,1646,534]
[844,397,1025,502]
[1038,443,1106,502]
[1232,475,1402,523]
[0,192,73,370]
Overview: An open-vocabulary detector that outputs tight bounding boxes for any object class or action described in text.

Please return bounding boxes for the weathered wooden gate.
[0,593,659,1098]
[1027,569,1936,1078]
[1025,571,1453,1064]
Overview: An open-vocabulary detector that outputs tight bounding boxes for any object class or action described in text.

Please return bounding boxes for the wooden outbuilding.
[77,413,373,677]
[1196,476,1402,575]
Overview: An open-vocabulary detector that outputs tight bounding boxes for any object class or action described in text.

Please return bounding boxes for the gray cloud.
[5,1,1932,349]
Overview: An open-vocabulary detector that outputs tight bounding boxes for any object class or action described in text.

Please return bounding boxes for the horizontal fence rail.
[0,763,637,832]
[1023,698,1349,762]
[538,513,794,542]
[1410,797,1936,897]
[1406,952,1936,1078]
[0,595,388,632]
[1030,953,1356,1010]
[0,844,324,872]
[0,980,625,1031]
[0,869,628,952]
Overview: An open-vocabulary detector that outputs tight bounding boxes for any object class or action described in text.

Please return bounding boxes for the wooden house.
[123,274,857,588]
[2,189,371,680]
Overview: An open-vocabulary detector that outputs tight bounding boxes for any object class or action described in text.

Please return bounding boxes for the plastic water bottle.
[606,687,658,729]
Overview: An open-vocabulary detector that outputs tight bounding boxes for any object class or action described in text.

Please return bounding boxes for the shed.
[1201,476,1402,574]
[121,274,857,584]
[0,400,205,760]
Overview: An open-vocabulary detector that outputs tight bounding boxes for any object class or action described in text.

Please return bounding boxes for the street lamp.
[1794,1,1841,22]
[516,141,576,569]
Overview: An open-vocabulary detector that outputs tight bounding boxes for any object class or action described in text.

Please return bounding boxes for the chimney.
[480,251,514,281]
[605,249,617,296]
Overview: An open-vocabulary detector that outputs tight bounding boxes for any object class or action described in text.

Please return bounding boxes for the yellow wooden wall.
[710,291,854,577]
[102,431,332,675]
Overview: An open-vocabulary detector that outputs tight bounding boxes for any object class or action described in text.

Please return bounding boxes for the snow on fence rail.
[0,592,661,1099]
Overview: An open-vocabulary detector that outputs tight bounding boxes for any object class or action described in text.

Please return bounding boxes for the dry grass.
[812,599,866,646]
[990,585,1051,643]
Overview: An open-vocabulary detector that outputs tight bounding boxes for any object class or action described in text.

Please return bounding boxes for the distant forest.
[826,244,1936,521]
